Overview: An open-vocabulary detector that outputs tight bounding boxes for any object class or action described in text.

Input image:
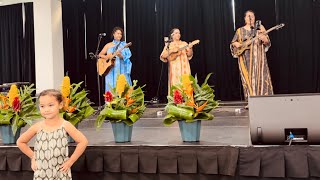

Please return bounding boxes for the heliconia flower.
[63,97,71,111]
[104,91,113,102]
[130,107,139,114]
[125,87,133,100]
[67,106,76,113]
[8,84,19,106]
[0,95,8,109]
[61,76,71,98]
[116,74,127,97]
[196,101,208,112]
[173,90,183,104]
[126,98,135,107]
[12,97,21,112]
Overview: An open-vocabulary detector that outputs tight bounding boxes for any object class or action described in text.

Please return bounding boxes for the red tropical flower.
[12,97,21,112]
[104,91,113,102]
[173,90,183,104]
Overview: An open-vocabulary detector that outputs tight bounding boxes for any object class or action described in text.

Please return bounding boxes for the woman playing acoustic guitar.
[160,28,194,94]
[99,27,132,92]
[230,10,273,101]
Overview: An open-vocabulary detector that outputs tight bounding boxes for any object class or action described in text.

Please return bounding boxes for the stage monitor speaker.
[249,93,320,145]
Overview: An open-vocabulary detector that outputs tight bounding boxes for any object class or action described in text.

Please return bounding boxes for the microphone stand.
[150,38,171,105]
[89,34,104,113]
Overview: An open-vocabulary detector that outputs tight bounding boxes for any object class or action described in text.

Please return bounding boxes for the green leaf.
[166,105,194,120]
[11,115,19,136]
[95,114,107,129]
[194,112,213,120]
[100,108,127,120]
[202,73,212,86]
[122,119,133,126]
[68,116,82,126]
[0,114,12,125]
[83,106,95,119]
[163,114,178,126]
[128,114,140,124]
[185,119,197,123]
[71,91,87,107]
[70,82,83,97]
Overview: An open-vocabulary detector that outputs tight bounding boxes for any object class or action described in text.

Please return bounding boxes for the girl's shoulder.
[62,120,75,131]
[63,120,72,127]
[30,121,44,133]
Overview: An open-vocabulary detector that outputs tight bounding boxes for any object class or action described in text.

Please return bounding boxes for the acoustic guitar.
[167,40,200,61]
[97,42,132,76]
[232,23,285,56]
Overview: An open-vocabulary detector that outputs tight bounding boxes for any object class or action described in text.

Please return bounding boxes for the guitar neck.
[111,45,127,58]
[265,26,279,34]
[250,26,278,43]
[178,45,189,51]
[172,40,199,52]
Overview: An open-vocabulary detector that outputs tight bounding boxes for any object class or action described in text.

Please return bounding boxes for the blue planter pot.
[111,122,133,143]
[178,120,201,142]
[1,125,21,144]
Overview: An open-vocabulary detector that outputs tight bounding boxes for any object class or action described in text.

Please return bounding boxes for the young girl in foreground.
[17,89,88,179]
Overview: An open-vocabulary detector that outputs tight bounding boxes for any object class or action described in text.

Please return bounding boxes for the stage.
[1,102,320,179]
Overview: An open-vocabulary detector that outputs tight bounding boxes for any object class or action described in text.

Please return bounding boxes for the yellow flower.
[182,74,192,89]
[181,74,194,100]
[116,74,127,97]
[61,76,71,98]
[8,84,19,106]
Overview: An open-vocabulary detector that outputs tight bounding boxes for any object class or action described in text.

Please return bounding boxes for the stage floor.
[0,101,250,146]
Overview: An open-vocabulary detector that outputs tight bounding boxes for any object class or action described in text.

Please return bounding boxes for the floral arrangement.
[95,74,146,128]
[0,84,40,135]
[60,76,95,126]
[163,73,219,125]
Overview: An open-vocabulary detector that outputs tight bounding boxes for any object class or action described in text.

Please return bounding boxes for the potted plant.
[60,76,95,142]
[0,84,40,144]
[163,73,219,142]
[95,74,146,142]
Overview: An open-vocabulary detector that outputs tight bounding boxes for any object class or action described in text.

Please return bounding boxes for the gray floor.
[0,102,251,146]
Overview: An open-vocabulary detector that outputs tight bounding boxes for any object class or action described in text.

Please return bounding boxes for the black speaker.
[249,93,320,145]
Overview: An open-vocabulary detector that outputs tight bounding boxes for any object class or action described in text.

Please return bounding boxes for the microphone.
[255,20,261,30]
[99,33,106,36]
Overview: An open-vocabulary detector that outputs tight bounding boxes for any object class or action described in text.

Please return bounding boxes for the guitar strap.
[113,42,121,53]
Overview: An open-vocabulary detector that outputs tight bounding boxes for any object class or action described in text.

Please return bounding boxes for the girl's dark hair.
[39,89,63,103]
[169,28,179,38]
[244,10,255,18]
[111,26,125,41]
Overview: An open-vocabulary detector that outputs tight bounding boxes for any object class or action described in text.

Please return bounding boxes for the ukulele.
[97,42,132,76]
[167,40,200,61]
[232,23,285,56]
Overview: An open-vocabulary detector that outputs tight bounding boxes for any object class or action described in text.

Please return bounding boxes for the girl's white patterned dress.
[34,122,72,180]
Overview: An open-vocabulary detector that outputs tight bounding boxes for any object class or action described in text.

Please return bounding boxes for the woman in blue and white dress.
[99,27,132,92]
